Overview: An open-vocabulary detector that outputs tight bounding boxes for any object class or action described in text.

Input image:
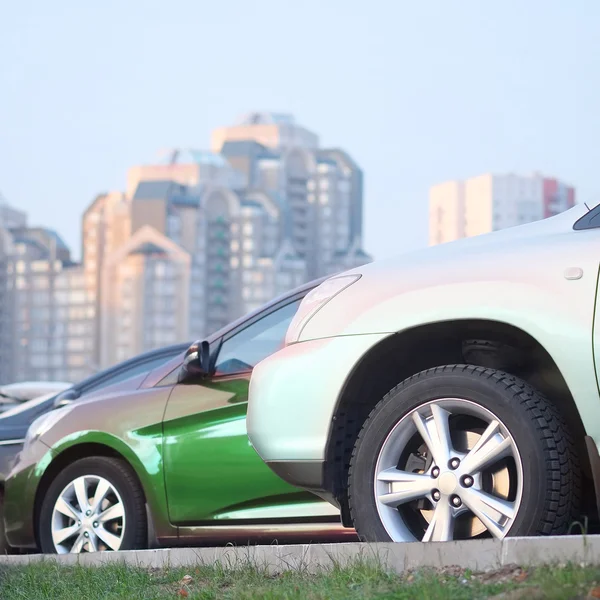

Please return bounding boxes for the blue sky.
[0,0,597,261]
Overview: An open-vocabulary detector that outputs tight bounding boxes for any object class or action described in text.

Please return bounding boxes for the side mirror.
[53,388,80,409]
[178,340,211,384]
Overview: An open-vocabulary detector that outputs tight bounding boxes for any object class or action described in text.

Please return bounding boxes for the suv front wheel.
[348,365,581,542]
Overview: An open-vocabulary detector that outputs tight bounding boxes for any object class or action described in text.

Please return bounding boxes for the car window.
[82,351,182,394]
[215,299,301,375]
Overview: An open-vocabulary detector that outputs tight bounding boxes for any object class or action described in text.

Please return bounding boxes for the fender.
[303,230,600,447]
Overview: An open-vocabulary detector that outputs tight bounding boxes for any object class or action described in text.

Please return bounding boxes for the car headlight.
[285,274,361,345]
[24,405,74,449]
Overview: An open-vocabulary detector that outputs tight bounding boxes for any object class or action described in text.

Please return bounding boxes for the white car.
[247,201,600,543]
[0,382,72,412]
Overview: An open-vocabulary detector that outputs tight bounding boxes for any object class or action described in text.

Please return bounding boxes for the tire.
[39,457,147,554]
[348,365,581,543]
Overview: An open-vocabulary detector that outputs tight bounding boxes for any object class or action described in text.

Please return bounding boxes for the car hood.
[356,203,589,280]
[300,203,591,340]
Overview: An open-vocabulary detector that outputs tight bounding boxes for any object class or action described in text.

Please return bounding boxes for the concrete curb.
[1,536,600,573]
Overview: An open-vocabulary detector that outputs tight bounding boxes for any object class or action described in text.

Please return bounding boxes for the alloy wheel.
[51,475,126,553]
[374,398,523,542]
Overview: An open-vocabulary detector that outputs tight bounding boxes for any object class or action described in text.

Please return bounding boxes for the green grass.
[1,560,600,599]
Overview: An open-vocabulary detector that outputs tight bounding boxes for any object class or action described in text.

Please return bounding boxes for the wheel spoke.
[412,404,453,468]
[461,487,515,539]
[90,479,111,514]
[53,523,80,545]
[70,533,86,553]
[98,502,124,524]
[460,421,512,475]
[55,497,80,520]
[73,477,90,513]
[422,499,454,542]
[87,533,98,552]
[95,526,122,551]
[377,468,433,506]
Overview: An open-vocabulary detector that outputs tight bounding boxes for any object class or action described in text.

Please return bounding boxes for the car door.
[162,297,316,524]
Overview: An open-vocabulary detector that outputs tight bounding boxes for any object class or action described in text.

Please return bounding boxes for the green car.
[4,279,353,554]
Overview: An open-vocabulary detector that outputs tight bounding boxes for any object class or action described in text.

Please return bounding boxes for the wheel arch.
[325,318,593,526]
[33,442,149,547]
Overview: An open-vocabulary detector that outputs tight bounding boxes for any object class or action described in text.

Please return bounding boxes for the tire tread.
[348,364,581,537]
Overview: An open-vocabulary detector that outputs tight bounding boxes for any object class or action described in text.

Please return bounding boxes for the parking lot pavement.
[3,535,600,573]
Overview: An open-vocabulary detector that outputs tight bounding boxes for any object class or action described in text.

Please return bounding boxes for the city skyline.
[1,167,582,265]
[2,1,596,265]
[0,112,371,383]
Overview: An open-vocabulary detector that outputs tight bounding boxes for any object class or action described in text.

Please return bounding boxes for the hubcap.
[51,475,126,554]
[374,398,523,542]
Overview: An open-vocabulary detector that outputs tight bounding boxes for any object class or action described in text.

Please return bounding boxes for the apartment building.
[429,172,576,245]
[0,226,94,383]
[0,112,372,380]
[93,113,371,367]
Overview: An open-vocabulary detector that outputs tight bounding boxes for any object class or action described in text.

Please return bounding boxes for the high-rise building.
[100,226,190,367]
[82,191,131,368]
[88,113,371,367]
[211,112,319,154]
[429,172,576,246]
[126,150,245,198]
[0,226,94,383]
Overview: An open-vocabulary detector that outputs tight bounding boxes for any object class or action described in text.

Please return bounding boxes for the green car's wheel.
[39,457,147,554]
[348,365,581,543]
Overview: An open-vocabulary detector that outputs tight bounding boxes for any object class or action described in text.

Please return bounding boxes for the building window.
[32,277,50,290]
[319,194,329,205]
[69,291,86,304]
[31,261,49,273]
[243,223,253,236]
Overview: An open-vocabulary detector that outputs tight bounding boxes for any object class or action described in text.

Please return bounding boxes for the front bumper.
[247,333,388,490]
[4,440,52,549]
